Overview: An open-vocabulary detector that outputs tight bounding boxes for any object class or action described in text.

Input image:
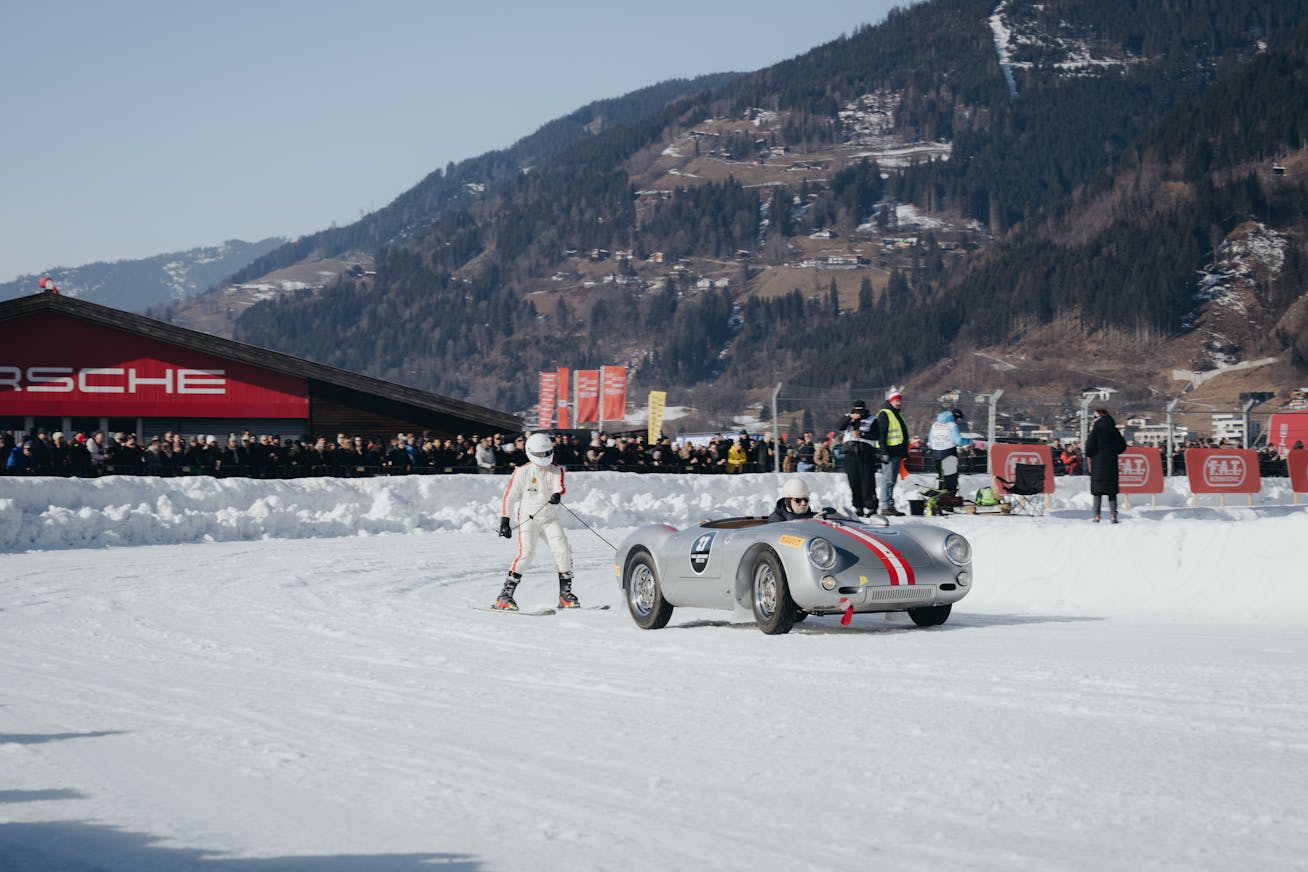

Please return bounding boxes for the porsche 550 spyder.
[615,512,973,634]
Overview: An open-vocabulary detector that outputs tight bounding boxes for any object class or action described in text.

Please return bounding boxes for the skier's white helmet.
[525,432,555,466]
[781,477,811,501]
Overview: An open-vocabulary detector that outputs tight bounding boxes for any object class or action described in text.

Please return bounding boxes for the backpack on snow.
[974,486,999,506]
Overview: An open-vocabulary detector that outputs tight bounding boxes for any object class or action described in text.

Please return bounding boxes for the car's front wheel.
[907,604,952,627]
[624,551,673,630]
[750,550,796,635]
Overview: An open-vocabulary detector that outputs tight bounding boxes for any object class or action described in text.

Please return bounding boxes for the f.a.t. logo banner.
[1185,449,1261,494]
[989,443,1054,494]
[1118,447,1163,494]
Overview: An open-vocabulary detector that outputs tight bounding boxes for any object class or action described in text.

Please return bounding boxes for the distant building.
[1080,387,1116,401]
[1210,413,1251,444]
[1129,421,1186,448]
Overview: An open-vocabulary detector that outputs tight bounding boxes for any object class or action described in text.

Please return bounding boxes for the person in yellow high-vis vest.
[875,390,910,515]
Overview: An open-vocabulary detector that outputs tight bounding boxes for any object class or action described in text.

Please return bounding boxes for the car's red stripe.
[815,520,915,585]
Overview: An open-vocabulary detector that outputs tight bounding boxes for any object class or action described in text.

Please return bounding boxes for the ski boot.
[493,571,521,610]
[557,571,580,609]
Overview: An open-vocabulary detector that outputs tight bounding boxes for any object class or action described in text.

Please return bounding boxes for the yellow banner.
[647,390,667,444]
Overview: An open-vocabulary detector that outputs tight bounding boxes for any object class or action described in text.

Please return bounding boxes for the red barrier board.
[0,312,307,418]
[1184,448,1261,494]
[1288,449,1308,493]
[990,443,1055,494]
[1118,447,1163,494]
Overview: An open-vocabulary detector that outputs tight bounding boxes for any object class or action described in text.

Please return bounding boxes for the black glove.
[548,492,561,505]
[879,454,890,465]
[498,517,512,538]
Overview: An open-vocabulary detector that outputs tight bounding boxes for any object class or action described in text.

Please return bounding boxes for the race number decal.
[689,533,716,574]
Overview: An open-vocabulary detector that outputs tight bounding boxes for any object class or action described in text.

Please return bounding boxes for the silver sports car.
[615,512,973,634]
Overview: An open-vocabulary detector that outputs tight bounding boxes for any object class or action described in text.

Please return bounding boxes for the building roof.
[0,293,521,433]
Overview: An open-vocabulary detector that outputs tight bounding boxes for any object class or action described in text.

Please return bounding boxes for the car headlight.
[807,537,836,569]
[943,533,972,566]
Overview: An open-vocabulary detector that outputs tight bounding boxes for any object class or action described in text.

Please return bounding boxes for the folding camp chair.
[994,462,1046,516]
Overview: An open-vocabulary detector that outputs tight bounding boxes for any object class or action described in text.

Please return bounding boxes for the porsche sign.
[0,312,307,417]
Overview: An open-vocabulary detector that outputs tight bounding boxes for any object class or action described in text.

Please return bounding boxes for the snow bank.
[1,470,1303,552]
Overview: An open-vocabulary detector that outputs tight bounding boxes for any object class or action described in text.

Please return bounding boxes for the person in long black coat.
[1084,408,1127,523]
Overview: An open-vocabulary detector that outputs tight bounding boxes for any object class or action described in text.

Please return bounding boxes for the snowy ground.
[2,471,1307,871]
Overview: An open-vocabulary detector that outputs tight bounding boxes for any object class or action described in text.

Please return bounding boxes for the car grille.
[864,585,934,604]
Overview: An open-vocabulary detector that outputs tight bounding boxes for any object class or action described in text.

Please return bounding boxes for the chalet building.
[0,293,520,440]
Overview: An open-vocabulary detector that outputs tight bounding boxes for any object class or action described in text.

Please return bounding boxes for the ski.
[559,604,611,611]
[472,606,556,616]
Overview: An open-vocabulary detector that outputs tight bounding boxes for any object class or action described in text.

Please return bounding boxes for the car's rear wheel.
[750,550,796,635]
[907,604,952,627]
[624,551,673,630]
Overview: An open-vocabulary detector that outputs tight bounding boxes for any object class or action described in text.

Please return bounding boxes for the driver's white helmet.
[525,432,555,466]
[781,477,811,501]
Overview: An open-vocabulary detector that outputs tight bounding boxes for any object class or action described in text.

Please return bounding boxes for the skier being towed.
[494,432,579,610]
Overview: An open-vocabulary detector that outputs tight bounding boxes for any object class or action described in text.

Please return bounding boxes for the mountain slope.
[0,238,284,312]
[222,74,741,287]
[232,0,1308,420]
[896,18,1308,411]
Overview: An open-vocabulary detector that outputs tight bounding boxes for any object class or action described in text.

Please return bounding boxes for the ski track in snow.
[1,471,1307,871]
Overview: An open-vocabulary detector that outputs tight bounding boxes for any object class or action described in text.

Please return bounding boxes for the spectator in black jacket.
[144,437,171,475]
[835,400,879,517]
[69,433,94,477]
[795,432,817,473]
[215,437,245,474]
[113,434,145,473]
[48,431,72,475]
[1085,408,1127,523]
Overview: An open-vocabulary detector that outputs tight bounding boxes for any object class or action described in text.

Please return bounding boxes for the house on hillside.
[824,255,859,269]
[1080,387,1116,402]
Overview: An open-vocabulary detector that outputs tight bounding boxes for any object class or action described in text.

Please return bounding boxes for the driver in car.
[769,477,818,522]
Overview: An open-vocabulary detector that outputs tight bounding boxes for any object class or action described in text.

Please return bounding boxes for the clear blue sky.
[0,1,906,284]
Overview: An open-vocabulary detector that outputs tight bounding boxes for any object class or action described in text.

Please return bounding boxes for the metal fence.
[766,383,1300,477]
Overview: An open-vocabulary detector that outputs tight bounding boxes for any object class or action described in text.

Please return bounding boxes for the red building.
[0,293,520,440]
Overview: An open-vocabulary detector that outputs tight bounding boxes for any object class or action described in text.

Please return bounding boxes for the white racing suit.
[501,462,572,576]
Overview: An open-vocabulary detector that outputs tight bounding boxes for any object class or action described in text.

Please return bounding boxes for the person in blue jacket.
[5,441,34,473]
[927,408,971,498]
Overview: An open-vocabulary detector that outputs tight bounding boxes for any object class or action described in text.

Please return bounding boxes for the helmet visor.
[528,447,554,461]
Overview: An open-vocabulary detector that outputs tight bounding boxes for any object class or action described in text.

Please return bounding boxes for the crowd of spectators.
[2,426,1298,479]
[0,426,988,479]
